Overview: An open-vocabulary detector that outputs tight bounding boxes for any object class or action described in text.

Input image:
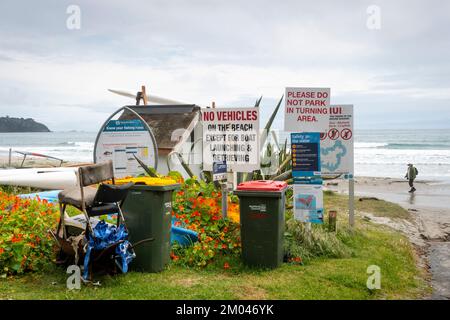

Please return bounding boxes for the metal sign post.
[349,176,355,227]
[221,182,228,219]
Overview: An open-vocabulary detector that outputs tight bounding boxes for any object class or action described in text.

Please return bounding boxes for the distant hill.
[0,116,51,132]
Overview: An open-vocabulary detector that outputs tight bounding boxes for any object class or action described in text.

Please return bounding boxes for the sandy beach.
[326,176,450,299]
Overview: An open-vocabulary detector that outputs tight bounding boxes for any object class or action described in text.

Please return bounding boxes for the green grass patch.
[324,190,411,220]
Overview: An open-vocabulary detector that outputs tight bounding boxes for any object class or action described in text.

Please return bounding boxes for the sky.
[0,0,449,131]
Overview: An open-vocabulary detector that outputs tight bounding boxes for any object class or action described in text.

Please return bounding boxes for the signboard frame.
[93,106,158,177]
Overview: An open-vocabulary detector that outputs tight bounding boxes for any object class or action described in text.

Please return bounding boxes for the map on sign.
[321,140,347,172]
[320,105,354,175]
[293,184,324,224]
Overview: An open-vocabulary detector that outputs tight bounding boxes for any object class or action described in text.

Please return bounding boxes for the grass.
[323,190,411,220]
[0,192,430,300]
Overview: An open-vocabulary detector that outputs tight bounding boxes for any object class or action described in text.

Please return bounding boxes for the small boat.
[18,190,61,202]
[171,224,198,247]
[0,167,78,177]
[0,170,78,189]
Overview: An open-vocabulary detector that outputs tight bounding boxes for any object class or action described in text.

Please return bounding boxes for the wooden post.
[212,101,216,108]
[349,177,355,227]
[141,85,148,105]
[328,210,337,232]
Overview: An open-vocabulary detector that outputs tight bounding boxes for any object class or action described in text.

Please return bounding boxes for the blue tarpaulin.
[83,221,135,280]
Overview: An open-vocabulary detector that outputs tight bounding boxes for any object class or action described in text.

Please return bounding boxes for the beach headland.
[326,176,450,299]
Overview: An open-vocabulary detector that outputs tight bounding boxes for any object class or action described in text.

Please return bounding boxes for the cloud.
[0,0,449,130]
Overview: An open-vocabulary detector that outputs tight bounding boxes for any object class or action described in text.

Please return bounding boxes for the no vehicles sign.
[284,87,330,132]
[202,108,260,172]
[320,105,354,175]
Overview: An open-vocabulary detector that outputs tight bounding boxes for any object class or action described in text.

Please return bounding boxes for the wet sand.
[326,176,450,299]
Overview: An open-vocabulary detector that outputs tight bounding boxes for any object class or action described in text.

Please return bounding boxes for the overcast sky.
[0,0,449,131]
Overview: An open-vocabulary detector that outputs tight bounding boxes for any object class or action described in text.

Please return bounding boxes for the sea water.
[278,129,450,181]
[0,132,96,163]
[0,129,449,181]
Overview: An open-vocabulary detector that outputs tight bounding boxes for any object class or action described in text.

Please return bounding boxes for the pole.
[141,85,148,105]
[349,176,355,227]
[221,182,228,219]
[8,148,12,167]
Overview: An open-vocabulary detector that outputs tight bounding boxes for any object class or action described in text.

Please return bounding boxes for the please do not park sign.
[284,87,330,132]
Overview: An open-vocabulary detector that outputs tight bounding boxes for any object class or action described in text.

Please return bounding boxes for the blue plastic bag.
[83,221,135,280]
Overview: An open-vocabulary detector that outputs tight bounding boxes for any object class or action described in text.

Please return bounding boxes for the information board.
[293,184,324,223]
[291,132,321,183]
[94,119,157,178]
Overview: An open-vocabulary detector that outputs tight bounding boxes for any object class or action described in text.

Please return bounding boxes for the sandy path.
[326,177,450,299]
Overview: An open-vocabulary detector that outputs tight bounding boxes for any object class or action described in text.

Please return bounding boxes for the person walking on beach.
[405,163,418,193]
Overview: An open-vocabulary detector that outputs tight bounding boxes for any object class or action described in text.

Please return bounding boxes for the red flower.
[11,234,23,243]
[223,262,230,270]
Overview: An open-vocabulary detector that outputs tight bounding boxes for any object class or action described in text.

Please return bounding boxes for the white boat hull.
[0,170,78,189]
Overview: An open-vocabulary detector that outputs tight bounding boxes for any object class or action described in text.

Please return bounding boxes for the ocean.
[0,129,449,181]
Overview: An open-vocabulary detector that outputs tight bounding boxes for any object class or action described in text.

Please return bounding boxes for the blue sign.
[213,160,227,181]
[291,132,321,184]
[104,119,146,132]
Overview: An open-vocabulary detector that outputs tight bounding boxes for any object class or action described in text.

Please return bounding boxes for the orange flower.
[0,248,4,254]
[223,262,230,270]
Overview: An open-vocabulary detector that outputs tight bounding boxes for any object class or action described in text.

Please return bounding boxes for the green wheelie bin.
[121,183,180,272]
[234,180,288,269]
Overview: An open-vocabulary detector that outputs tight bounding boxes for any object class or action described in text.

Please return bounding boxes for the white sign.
[293,184,324,223]
[284,87,331,132]
[320,105,354,175]
[95,119,157,178]
[202,108,260,172]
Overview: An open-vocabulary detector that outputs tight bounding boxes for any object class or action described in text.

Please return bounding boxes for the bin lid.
[113,176,177,186]
[236,180,288,192]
